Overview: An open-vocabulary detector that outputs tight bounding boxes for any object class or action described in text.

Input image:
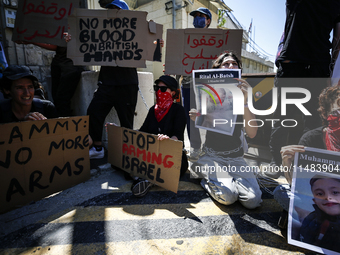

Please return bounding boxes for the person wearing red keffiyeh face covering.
[129,75,188,197]
[273,85,340,238]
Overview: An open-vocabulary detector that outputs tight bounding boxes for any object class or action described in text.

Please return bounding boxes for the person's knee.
[210,188,238,206]
[215,193,238,206]
[201,179,238,205]
[239,189,262,209]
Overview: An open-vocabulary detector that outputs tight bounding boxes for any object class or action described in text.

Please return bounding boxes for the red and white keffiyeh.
[154,90,173,122]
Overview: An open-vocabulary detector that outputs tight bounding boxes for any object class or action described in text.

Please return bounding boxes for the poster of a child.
[288,148,340,255]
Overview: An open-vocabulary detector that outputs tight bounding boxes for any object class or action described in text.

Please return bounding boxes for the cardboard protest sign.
[67,8,163,67]
[288,147,340,255]
[107,125,183,193]
[193,69,241,136]
[0,116,90,213]
[12,0,78,47]
[165,29,243,76]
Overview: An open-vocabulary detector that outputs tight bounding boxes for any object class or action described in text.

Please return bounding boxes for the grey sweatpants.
[196,155,262,209]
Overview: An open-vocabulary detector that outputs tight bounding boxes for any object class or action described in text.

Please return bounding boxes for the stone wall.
[4,27,56,101]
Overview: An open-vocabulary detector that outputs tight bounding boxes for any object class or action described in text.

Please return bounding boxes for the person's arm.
[43,100,58,118]
[280,145,305,185]
[24,100,57,121]
[24,112,47,121]
[235,78,257,138]
[189,108,200,121]
[171,105,187,140]
[243,106,257,138]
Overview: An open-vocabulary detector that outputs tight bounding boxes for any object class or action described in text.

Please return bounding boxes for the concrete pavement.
[0,152,314,255]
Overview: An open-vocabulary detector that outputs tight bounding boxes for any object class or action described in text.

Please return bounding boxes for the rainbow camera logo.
[199,83,223,106]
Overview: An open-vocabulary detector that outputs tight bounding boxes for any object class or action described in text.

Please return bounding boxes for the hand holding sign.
[24,112,47,121]
[64,32,71,42]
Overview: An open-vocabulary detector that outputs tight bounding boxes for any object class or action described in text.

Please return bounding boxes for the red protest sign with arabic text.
[12,0,78,47]
[165,29,243,76]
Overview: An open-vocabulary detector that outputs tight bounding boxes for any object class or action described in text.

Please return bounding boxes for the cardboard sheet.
[67,8,163,67]
[0,116,90,213]
[12,0,78,46]
[107,125,183,193]
[165,29,243,75]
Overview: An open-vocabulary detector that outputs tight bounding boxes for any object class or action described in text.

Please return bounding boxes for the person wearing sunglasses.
[131,75,188,197]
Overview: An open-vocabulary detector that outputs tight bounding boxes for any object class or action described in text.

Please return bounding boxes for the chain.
[203,146,242,161]
[138,86,150,111]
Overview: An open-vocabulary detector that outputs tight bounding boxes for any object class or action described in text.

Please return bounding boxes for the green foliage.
[217,9,227,28]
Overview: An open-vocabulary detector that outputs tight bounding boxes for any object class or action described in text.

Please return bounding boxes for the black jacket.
[299,204,340,252]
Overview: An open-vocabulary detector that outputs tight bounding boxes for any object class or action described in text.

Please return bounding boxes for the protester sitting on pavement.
[189,52,262,209]
[108,75,188,197]
[15,42,85,117]
[273,85,340,236]
[0,65,57,123]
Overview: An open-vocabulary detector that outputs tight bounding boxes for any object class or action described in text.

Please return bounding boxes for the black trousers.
[87,83,138,142]
[182,85,202,150]
[269,62,330,164]
[51,58,84,117]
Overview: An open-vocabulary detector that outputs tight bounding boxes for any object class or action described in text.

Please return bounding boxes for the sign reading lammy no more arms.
[67,8,163,67]
[12,0,78,47]
[0,117,90,213]
[107,125,183,193]
[165,29,243,76]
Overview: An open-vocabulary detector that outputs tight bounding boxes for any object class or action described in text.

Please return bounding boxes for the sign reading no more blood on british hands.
[0,116,91,213]
[12,0,79,47]
[164,29,243,76]
[107,125,183,193]
[67,8,163,67]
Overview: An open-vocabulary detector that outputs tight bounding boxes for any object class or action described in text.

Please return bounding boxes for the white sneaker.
[89,146,104,159]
